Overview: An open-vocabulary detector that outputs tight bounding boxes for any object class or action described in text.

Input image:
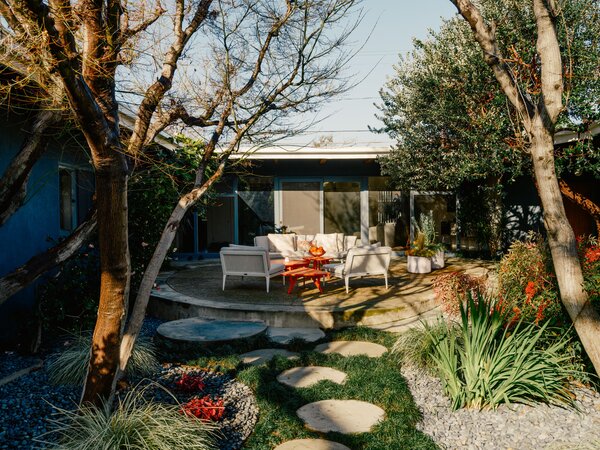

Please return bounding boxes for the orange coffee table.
[284,259,310,270]
[282,267,330,294]
[305,255,332,270]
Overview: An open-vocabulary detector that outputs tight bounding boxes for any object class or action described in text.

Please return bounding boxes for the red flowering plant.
[577,235,600,309]
[175,372,206,393]
[433,271,486,317]
[181,396,226,422]
[497,233,562,326]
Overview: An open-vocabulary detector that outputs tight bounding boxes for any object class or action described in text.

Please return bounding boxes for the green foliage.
[43,384,217,450]
[497,234,563,325]
[392,322,461,373]
[377,0,600,191]
[408,211,440,256]
[128,137,210,291]
[47,333,159,386]
[429,294,576,410]
[38,244,100,334]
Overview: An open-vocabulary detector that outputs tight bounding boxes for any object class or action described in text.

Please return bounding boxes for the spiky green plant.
[42,384,217,450]
[47,333,159,385]
[392,321,460,373]
[429,293,577,410]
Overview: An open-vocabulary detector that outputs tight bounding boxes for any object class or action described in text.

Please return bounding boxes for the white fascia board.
[554,123,600,145]
[229,145,391,160]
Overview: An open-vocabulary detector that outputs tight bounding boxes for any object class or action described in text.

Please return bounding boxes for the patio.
[148,256,494,330]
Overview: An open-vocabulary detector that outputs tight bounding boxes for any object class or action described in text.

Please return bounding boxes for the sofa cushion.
[314,233,339,254]
[344,235,358,251]
[267,234,296,253]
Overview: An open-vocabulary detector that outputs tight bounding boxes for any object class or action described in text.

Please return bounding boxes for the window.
[59,167,94,232]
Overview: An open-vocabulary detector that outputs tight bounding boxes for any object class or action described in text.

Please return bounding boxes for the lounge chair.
[323,245,392,293]
[220,246,285,293]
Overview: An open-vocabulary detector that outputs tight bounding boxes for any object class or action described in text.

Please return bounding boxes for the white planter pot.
[407,255,432,274]
[431,250,445,269]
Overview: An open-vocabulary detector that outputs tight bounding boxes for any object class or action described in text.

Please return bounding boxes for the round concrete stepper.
[240,349,299,366]
[274,439,351,450]
[156,318,267,343]
[314,340,388,358]
[267,327,325,345]
[297,399,385,434]
[277,366,347,388]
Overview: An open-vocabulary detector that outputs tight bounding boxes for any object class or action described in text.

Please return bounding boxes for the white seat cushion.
[323,263,344,277]
[314,233,339,254]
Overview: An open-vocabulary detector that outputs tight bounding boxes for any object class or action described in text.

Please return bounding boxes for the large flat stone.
[267,327,325,344]
[297,399,385,434]
[277,366,346,388]
[274,439,351,450]
[240,349,299,366]
[157,318,267,343]
[314,341,387,358]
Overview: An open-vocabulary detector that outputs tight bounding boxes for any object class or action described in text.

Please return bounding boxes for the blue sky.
[289,0,458,147]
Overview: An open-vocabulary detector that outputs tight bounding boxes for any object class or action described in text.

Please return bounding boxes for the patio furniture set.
[219,233,392,295]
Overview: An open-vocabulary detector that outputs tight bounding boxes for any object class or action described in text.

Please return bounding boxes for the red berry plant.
[577,235,600,310]
[497,233,561,325]
[182,396,226,422]
[175,373,206,392]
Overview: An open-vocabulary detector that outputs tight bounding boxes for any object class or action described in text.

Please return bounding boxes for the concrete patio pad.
[157,318,267,343]
[149,257,494,330]
[314,340,387,357]
[296,399,385,434]
[277,366,347,388]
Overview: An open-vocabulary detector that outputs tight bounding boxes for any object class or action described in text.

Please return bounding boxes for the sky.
[286,0,458,147]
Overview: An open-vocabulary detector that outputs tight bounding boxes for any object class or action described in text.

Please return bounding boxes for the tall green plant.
[429,294,576,410]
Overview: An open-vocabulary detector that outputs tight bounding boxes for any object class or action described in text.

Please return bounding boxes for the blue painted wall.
[0,113,92,348]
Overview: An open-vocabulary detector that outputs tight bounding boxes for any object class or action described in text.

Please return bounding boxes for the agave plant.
[428,293,577,410]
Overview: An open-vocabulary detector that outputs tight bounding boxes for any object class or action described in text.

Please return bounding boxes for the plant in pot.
[419,211,445,269]
[407,230,435,273]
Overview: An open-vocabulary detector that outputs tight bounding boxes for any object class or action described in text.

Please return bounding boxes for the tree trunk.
[0,211,97,304]
[0,110,62,226]
[559,179,600,236]
[119,164,225,375]
[81,164,130,406]
[530,124,600,374]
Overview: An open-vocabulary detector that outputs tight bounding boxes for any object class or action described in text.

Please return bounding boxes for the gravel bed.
[0,354,41,381]
[0,317,257,450]
[402,366,600,450]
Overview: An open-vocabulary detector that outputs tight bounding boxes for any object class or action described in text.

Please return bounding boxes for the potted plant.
[419,211,445,269]
[407,231,435,274]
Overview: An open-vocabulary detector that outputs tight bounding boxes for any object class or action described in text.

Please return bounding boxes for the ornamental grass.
[43,384,217,450]
[47,333,159,386]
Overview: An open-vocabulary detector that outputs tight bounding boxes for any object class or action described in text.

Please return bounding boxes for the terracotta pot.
[431,250,445,269]
[407,255,432,274]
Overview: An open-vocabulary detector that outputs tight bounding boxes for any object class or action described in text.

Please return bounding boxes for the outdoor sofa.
[219,246,285,293]
[254,233,359,260]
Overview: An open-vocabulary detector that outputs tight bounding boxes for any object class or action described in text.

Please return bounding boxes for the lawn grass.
[185,327,438,450]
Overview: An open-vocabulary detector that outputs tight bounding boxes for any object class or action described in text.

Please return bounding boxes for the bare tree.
[1,0,362,405]
[449,0,600,374]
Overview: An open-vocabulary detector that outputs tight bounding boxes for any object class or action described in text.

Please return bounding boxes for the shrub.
[497,233,562,325]
[43,384,217,449]
[392,321,461,373]
[577,235,600,309]
[429,293,576,410]
[433,271,486,317]
[47,333,159,386]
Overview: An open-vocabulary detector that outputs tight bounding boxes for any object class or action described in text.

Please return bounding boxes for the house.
[172,144,461,259]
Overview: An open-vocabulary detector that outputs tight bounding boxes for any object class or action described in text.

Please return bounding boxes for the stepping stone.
[277,366,347,388]
[274,439,351,450]
[240,349,299,366]
[297,399,385,434]
[314,341,387,358]
[157,318,267,343]
[267,327,325,344]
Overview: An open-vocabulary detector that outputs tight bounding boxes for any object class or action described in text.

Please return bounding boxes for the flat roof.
[230,145,391,160]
